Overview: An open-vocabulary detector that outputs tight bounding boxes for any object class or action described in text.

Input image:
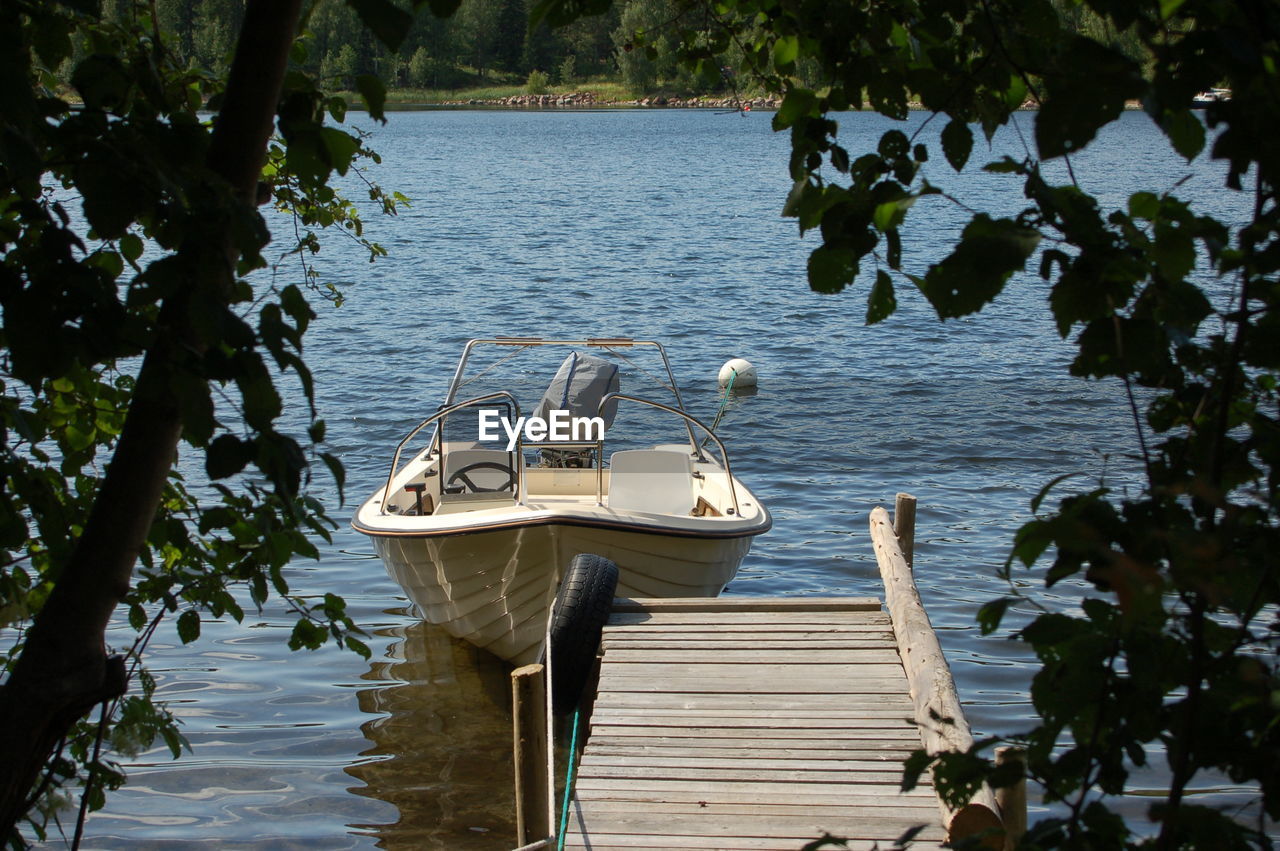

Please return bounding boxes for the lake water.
[78,108,1261,847]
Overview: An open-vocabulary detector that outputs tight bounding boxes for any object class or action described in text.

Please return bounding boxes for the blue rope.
[556,706,582,850]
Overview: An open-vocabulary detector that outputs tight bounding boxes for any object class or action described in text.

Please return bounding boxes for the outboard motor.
[534,352,620,467]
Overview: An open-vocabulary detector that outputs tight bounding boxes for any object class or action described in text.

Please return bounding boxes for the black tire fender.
[549,553,619,716]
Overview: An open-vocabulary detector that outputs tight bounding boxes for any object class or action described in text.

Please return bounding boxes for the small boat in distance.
[1192,87,1231,108]
[351,338,771,665]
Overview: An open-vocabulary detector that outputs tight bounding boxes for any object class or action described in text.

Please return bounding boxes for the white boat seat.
[442,449,519,495]
[608,449,695,515]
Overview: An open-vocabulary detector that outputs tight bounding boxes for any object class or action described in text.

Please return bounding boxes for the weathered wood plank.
[561,593,960,849]
[584,743,918,760]
[571,778,935,799]
[562,836,944,850]
[573,793,942,813]
[564,810,941,839]
[578,754,918,773]
[587,706,916,721]
[590,691,914,710]
[585,725,924,741]
[574,764,911,784]
[612,597,882,613]
[586,714,917,731]
[598,648,905,664]
[594,661,907,676]
[585,732,918,745]
[600,637,899,650]
[592,678,911,696]
[602,622,894,635]
[606,612,890,626]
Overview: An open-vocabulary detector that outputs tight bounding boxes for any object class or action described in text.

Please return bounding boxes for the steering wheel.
[446,461,516,493]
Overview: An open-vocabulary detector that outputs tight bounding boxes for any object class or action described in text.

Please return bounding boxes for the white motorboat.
[351,338,771,666]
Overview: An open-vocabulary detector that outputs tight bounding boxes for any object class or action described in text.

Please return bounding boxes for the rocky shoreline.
[436,92,781,109]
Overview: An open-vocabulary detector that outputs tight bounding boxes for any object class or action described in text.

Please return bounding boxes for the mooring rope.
[555,706,583,851]
[699,369,737,449]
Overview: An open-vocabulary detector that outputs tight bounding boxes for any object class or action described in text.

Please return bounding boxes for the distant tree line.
[91,0,1148,96]
[113,0,621,90]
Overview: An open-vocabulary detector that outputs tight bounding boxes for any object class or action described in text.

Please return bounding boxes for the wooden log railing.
[871,494,1025,848]
[511,616,558,851]
[511,663,552,848]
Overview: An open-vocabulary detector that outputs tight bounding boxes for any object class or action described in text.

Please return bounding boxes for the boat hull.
[371,522,752,665]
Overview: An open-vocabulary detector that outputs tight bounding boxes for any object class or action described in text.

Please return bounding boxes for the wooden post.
[894,492,917,570]
[512,663,550,846]
[871,505,1002,846]
[995,746,1027,851]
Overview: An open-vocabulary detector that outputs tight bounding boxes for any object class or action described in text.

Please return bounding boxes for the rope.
[603,346,677,393]
[453,345,531,393]
[556,706,583,851]
[700,370,736,449]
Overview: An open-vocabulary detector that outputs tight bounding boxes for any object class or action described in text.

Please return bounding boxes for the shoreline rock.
[433,92,782,110]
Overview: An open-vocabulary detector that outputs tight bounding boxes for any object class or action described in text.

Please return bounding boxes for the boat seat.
[442,448,519,495]
[607,449,695,515]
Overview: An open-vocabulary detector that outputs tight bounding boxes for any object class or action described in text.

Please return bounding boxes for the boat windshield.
[434,338,700,461]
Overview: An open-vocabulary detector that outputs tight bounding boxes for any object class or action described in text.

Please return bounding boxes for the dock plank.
[563,597,947,851]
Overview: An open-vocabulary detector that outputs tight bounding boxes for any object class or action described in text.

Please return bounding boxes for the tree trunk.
[0,0,304,834]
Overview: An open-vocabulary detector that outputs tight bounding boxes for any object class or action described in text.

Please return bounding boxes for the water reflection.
[347,616,517,849]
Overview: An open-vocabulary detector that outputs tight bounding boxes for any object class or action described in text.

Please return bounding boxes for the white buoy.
[718,358,757,388]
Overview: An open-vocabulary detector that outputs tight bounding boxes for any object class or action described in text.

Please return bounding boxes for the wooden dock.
[563,597,946,850]
[511,495,1021,851]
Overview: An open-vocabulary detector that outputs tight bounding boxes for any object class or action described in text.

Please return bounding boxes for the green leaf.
[344,0,413,51]
[206,434,254,479]
[941,118,974,171]
[977,597,1013,635]
[176,609,200,644]
[90,250,123,279]
[1161,108,1205,161]
[1010,518,1054,567]
[320,452,347,503]
[345,636,372,659]
[71,54,132,112]
[327,96,348,124]
[772,35,799,70]
[1036,38,1143,159]
[1128,191,1160,220]
[528,0,612,29]
[877,130,909,161]
[422,0,462,16]
[866,270,896,324]
[1153,220,1196,281]
[320,128,360,176]
[983,156,1024,174]
[355,75,387,123]
[783,180,841,232]
[807,245,856,293]
[119,233,144,263]
[773,88,817,131]
[1020,612,1086,648]
[1004,74,1028,112]
[288,618,327,651]
[885,228,902,270]
[1030,472,1082,513]
[915,215,1040,318]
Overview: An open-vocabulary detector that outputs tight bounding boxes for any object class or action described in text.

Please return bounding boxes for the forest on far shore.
[104,0,1149,98]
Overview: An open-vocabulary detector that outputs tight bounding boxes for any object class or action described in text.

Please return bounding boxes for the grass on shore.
[383,79,640,104]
